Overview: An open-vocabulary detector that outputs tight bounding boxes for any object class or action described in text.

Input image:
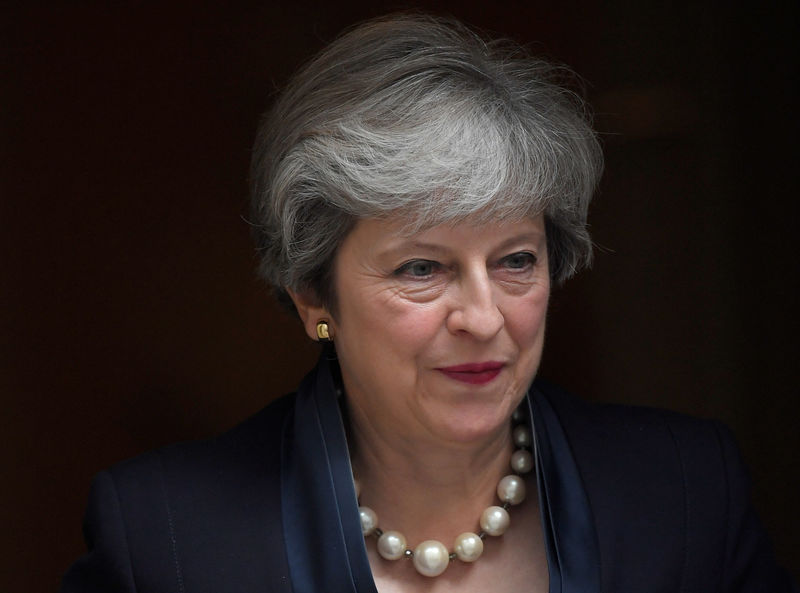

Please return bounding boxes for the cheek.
[378,301,444,357]
[337,289,443,361]
[506,289,549,348]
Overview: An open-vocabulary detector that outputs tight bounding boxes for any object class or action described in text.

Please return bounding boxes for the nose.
[446,269,504,341]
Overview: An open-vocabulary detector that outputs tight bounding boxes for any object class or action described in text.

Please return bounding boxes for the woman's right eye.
[395,260,439,278]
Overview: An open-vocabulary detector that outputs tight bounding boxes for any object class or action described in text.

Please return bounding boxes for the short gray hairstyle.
[250,13,603,311]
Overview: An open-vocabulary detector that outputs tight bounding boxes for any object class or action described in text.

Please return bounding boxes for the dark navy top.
[60,353,796,592]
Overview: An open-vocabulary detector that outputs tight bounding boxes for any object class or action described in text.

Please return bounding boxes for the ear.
[287,289,334,342]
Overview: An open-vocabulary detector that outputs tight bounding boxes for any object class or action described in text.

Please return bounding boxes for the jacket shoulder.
[115,389,295,475]
[61,392,296,593]
[533,378,796,592]
[533,378,735,535]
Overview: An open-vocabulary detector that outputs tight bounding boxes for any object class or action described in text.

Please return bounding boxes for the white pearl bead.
[510,449,534,474]
[512,425,532,448]
[377,530,407,560]
[412,540,450,577]
[453,532,484,562]
[497,475,526,505]
[359,506,378,536]
[480,505,510,536]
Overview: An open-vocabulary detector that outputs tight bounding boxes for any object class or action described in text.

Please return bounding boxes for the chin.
[434,403,515,444]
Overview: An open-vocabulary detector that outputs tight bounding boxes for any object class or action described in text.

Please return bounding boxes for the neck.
[346,399,514,544]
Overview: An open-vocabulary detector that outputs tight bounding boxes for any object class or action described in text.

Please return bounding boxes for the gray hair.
[250,13,603,311]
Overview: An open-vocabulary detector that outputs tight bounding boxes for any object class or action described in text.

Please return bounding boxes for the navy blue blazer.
[60,354,796,592]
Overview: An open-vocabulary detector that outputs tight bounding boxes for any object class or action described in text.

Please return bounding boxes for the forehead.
[340,214,547,257]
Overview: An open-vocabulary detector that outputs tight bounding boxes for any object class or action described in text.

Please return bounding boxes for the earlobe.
[287,289,333,342]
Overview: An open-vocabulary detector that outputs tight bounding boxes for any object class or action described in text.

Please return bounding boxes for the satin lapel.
[530,387,601,593]
[281,354,378,593]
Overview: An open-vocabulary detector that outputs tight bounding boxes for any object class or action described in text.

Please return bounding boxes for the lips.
[436,362,504,385]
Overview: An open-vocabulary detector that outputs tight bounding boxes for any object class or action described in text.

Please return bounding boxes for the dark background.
[3,2,798,591]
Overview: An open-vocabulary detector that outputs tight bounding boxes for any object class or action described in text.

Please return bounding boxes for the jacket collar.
[281,352,600,592]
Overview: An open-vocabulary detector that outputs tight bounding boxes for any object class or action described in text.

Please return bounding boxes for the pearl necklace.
[355,408,534,578]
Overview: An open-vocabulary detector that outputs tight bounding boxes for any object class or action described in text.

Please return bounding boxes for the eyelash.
[395,260,441,278]
[394,252,538,279]
[499,252,537,270]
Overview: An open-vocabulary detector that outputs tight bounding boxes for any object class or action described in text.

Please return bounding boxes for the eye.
[500,252,537,270]
[395,259,440,278]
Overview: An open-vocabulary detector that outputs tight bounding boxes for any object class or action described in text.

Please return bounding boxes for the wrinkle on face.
[324,214,550,450]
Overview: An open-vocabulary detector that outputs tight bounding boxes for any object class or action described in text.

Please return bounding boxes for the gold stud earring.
[316,320,331,342]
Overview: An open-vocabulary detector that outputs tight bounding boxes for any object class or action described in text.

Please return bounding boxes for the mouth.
[436,362,505,385]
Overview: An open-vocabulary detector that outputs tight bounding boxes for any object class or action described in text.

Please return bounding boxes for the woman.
[60,14,795,593]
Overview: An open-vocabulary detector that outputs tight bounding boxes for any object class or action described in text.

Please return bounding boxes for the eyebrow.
[377,232,545,259]
[491,232,546,252]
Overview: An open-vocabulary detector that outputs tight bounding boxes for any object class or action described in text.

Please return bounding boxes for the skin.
[291,214,550,592]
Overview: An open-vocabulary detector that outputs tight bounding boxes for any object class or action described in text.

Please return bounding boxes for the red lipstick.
[436,362,504,385]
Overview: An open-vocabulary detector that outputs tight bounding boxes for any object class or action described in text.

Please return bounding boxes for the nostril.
[446,300,504,340]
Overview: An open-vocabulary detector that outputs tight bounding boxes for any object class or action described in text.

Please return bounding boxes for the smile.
[436,362,504,385]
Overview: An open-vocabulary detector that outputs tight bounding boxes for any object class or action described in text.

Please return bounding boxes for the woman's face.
[296,215,550,444]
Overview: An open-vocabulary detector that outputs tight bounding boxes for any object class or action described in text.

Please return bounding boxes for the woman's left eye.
[500,252,537,270]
